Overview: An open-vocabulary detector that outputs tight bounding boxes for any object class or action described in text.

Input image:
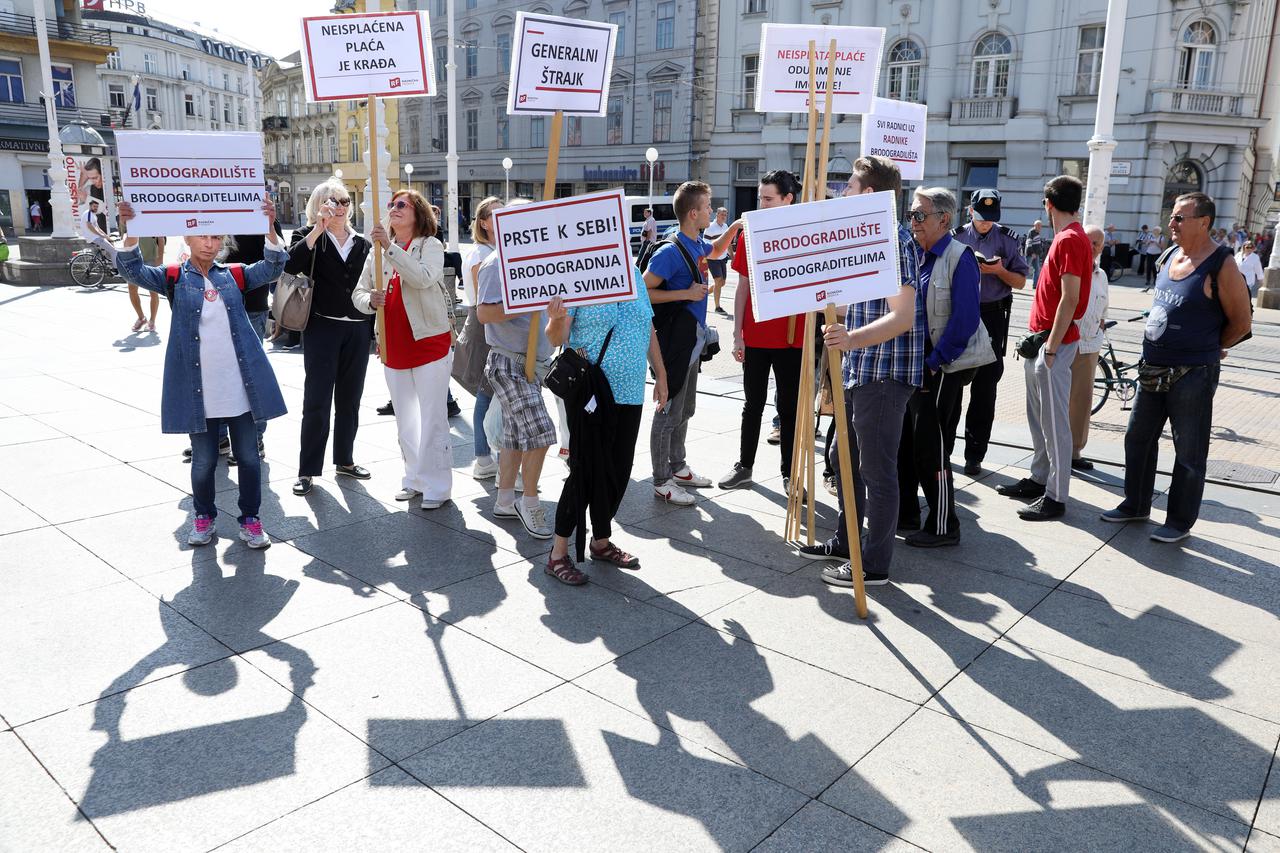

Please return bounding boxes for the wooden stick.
[816,40,837,202]
[800,40,819,207]
[825,301,867,619]
[524,109,564,381]
[368,94,386,365]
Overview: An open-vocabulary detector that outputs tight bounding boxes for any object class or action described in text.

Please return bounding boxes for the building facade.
[709,0,1280,237]
[258,53,344,227]
[0,0,113,235]
[397,0,708,222]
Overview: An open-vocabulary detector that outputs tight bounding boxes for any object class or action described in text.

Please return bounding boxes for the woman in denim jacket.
[115,198,287,550]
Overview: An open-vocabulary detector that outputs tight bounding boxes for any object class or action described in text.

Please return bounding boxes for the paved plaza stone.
[2,281,1279,851]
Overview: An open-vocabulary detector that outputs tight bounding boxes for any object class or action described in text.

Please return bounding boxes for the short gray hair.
[913,187,956,226]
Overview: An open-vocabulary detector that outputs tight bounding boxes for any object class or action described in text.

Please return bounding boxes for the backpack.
[164,263,245,306]
[636,235,673,273]
[1154,245,1253,344]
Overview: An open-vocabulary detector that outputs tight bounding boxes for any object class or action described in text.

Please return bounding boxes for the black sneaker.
[905,529,960,548]
[821,562,889,587]
[1070,457,1094,472]
[963,460,982,476]
[996,478,1045,499]
[797,541,847,562]
[717,463,753,490]
[447,398,462,418]
[1018,496,1066,521]
[377,400,395,416]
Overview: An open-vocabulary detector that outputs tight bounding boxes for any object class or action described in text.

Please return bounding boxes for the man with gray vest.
[899,187,994,547]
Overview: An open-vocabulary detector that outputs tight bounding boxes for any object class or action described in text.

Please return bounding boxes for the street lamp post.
[32,0,72,237]
[1082,0,1129,230]
[645,147,659,204]
[502,156,512,203]
[404,162,413,189]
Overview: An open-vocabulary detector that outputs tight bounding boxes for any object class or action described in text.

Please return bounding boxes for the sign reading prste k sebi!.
[743,191,902,322]
[507,11,616,116]
[492,189,636,314]
[301,11,434,101]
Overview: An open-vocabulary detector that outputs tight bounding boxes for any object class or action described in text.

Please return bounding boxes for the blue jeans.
[191,411,261,521]
[218,310,270,442]
[1118,363,1220,533]
[473,390,493,459]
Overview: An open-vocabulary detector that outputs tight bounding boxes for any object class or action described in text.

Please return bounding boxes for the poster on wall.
[65,153,114,236]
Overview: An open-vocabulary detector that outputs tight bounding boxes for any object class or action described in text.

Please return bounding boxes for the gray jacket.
[926,238,997,374]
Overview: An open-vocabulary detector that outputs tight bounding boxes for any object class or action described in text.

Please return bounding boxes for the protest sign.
[756,24,884,115]
[860,97,927,181]
[743,190,901,323]
[507,11,616,116]
[117,131,266,237]
[492,188,635,314]
[300,11,434,101]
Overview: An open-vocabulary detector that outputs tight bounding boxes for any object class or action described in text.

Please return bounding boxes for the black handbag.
[1016,329,1051,360]
[545,328,614,401]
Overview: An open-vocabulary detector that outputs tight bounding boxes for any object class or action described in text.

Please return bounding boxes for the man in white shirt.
[28,200,42,231]
[641,208,657,247]
[702,206,741,317]
[1237,240,1265,298]
[82,200,116,264]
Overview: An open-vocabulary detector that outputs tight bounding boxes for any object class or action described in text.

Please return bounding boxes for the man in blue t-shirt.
[642,180,735,505]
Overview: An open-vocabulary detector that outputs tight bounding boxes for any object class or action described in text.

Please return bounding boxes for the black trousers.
[739,346,803,477]
[554,404,643,541]
[899,367,976,534]
[952,298,1011,465]
[299,315,373,476]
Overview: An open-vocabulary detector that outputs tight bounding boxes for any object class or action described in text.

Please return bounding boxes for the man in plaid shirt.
[796,155,925,588]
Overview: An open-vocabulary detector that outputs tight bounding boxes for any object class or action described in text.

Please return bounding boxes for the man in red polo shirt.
[998,175,1092,520]
[719,169,807,492]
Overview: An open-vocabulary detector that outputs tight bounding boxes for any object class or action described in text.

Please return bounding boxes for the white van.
[624,196,677,255]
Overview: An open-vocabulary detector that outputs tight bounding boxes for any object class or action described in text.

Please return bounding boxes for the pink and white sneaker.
[187,514,214,546]
[239,517,270,549]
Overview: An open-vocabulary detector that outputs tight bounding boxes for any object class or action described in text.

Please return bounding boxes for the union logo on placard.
[186,218,198,228]
[389,77,401,88]
[815,290,826,302]
[519,94,528,104]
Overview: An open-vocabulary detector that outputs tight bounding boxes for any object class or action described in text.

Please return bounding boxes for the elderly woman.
[113,198,286,550]
[353,189,452,507]
[286,178,373,497]
[542,278,669,585]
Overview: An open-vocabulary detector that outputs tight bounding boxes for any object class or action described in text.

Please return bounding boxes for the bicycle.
[1092,319,1141,414]
[68,245,115,288]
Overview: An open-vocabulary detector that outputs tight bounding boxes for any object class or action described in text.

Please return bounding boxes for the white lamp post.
[404,162,413,189]
[645,146,659,203]
[33,0,72,237]
[502,156,512,202]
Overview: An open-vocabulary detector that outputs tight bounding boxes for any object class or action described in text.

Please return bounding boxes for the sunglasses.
[908,209,944,223]
[386,199,411,210]
[328,197,351,207]
[1169,213,1205,223]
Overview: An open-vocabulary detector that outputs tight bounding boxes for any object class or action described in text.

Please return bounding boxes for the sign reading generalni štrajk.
[743,191,901,322]
[492,188,635,314]
[116,131,266,237]
[507,11,616,116]
[301,11,434,101]
[859,97,927,181]
[756,24,885,115]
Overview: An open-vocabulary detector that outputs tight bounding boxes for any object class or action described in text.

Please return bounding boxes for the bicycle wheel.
[1092,357,1113,414]
[68,253,103,288]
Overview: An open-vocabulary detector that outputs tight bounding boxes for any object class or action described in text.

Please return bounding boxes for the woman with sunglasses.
[286,178,374,496]
[353,190,453,507]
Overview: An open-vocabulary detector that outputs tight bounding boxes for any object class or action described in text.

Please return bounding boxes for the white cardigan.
[352,235,451,340]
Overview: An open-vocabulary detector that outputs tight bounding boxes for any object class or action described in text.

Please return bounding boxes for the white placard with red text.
[300,11,434,101]
[507,11,616,116]
[756,24,885,115]
[491,188,636,314]
[860,97,927,181]
[117,131,266,237]
[743,191,901,322]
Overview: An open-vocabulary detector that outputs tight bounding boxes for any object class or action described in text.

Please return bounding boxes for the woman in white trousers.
[353,189,455,508]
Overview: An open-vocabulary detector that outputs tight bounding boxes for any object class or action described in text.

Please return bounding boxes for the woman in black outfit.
[286,178,374,496]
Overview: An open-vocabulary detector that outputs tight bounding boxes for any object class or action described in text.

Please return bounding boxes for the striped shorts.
[485,351,555,451]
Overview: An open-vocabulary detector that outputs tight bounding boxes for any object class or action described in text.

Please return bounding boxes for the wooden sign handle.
[368,94,386,365]
[524,109,565,382]
[825,302,867,619]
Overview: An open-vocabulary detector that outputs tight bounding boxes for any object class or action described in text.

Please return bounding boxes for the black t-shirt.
[224,222,285,313]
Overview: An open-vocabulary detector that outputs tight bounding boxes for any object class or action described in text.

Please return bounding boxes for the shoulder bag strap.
[594,327,616,366]
[670,236,703,285]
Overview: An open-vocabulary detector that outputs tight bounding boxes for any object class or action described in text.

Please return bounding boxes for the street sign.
[859,97,927,181]
[507,11,617,116]
[300,11,434,101]
[756,24,885,115]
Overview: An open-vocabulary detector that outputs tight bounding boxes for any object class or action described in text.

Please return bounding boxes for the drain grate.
[1206,459,1278,485]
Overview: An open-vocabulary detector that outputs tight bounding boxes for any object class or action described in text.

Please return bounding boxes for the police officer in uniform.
[950,189,1031,475]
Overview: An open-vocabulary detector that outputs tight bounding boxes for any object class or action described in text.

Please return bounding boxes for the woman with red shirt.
[720,170,806,492]
[353,190,454,508]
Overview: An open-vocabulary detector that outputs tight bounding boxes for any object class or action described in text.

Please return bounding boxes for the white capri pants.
[385,352,454,500]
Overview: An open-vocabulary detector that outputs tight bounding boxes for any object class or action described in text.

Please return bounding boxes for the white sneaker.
[673,466,711,488]
[515,500,552,539]
[472,457,498,479]
[419,498,449,510]
[493,501,519,519]
[187,514,214,546]
[654,481,696,506]
[239,517,270,549]
[395,488,421,501]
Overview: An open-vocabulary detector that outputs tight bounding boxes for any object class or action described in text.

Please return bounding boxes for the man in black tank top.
[1101,191,1252,543]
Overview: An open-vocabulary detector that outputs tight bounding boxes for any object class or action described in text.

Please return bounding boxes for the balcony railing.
[1147,85,1248,117]
[262,116,289,132]
[0,11,111,46]
[0,100,110,128]
[949,96,1016,124]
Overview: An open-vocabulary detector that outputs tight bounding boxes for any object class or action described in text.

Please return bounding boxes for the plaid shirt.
[842,223,926,389]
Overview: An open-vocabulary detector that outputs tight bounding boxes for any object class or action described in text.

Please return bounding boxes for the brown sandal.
[545,555,588,586]
[589,541,640,569]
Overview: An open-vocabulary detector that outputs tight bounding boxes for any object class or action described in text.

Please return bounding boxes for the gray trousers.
[1025,339,1079,502]
[651,359,700,485]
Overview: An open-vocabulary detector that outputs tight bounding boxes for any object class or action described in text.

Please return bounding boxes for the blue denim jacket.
[117,243,289,435]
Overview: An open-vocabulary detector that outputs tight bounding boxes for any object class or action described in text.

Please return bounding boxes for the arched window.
[1162,159,1204,223]
[971,33,1012,98]
[886,39,923,102]
[1178,20,1217,89]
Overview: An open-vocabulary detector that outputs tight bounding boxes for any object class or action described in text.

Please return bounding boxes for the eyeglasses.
[1169,213,1205,224]
[329,197,351,207]
[908,210,944,223]
[386,199,411,210]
